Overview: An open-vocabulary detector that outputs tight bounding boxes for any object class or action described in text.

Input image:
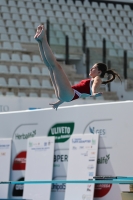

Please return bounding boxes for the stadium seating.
[0,0,133,99]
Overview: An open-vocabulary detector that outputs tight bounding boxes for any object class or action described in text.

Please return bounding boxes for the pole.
[86,48,90,78]
[103,38,106,64]
[65,35,69,65]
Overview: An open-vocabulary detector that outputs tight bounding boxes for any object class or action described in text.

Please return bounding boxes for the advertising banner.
[65,134,99,200]
[0,138,12,198]
[23,137,55,200]
[0,101,132,200]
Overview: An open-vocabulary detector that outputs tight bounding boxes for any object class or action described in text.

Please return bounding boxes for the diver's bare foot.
[34,25,46,42]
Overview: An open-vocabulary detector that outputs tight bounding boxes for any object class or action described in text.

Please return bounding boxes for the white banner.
[0,101,132,200]
[23,136,55,200]
[65,134,99,200]
[0,138,12,198]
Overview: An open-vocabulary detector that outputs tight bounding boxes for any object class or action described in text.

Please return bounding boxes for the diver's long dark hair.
[96,63,122,84]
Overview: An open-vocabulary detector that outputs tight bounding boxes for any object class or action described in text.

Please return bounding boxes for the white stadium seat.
[31,15,39,22]
[8,0,16,6]
[0,78,7,87]
[96,41,103,48]
[41,93,50,98]
[28,8,37,15]
[19,78,30,88]
[0,1,7,5]
[95,8,103,15]
[108,3,115,10]
[18,92,27,97]
[42,80,52,89]
[42,67,49,76]
[18,28,27,35]
[73,13,80,20]
[107,16,114,22]
[26,2,34,8]
[128,36,133,44]
[11,53,21,62]
[83,0,91,7]
[106,41,114,48]
[6,92,15,96]
[37,9,45,16]
[123,17,130,24]
[22,54,31,63]
[0,27,7,34]
[15,21,24,28]
[127,24,133,30]
[98,15,106,22]
[10,7,18,14]
[1,53,10,61]
[61,5,69,12]
[87,40,95,48]
[92,34,101,41]
[21,14,30,22]
[109,49,117,56]
[100,3,107,9]
[115,16,122,23]
[123,30,131,36]
[3,42,12,49]
[20,66,30,74]
[86,8,94,14]
[17,1,26,7]
[129,61,133,69]
[55,11,64,18]
[10,35,20,42]
[25,21,34,29]
[12,14,21,21]
[0,33,9,41]
[124,5,131,11]
[123,43,131,50]
[118,49,124,57]
[32,55,42,63]
[10,66,19,74]
[6,20,14,27]
[119,36,127,43]
[19,8,28,15]
[110,22,118,29]
[103,9,111,16]
[20,35,29,43]
[0,65,8,73]
[67,1,74,6]
[75,1,82,7]
[78,7,86,14]
[102,22,109,28]
[119,23,126,30]
[31,67,41,75]
[35,2,42,9]
[8,78,18,87]
[97,28,105,34]
[106,28,114,35]
[92,2,99,8]
[116,4,123,10]
[13,42,23,50]
[70,6,78,13]
[110,35,118,42]
[112,10,119,16]
[30,79,40,88]
[119,10,127,17]
[114,29,122,36]
[29,92,38,97]
[90,14,97,21]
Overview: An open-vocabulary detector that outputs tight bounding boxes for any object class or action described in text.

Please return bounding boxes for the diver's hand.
[90,92,103,97]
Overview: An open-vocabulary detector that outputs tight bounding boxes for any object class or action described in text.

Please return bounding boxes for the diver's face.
[89,64,101,78]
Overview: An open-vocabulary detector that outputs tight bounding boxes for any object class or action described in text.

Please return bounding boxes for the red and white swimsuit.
[71,78,93,101]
